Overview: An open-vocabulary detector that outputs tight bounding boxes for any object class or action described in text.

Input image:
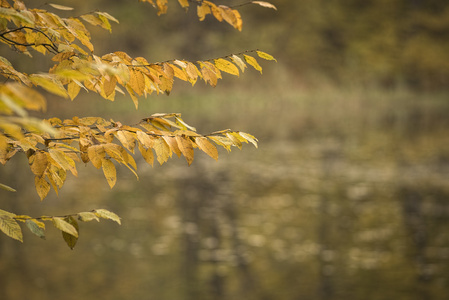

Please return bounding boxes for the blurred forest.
[1,0,449,300]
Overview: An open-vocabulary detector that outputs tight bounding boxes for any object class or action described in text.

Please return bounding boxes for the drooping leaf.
[30,75,68,98]
[87,145,106,169]
[101,158,117,188]
[94,209,121,225]
[0,210,23,242]
[48,3,74,11]
[34,176,50,200]
[251,1,277,10]
[25,219,46,240]
[231,55,247,72]
[0,182,16,192]
[61,216,79,249]
[176,135,194,165]
[239,132,258,148]
[53,217,78,237]
[214,58,239,76]
[29,151,48,176]
[256,50,277,62]
[243,54,262,73]
[195,137,218,160]
[78,212,100,222]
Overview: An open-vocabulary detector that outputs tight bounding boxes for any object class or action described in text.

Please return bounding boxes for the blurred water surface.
[1,0,449,299]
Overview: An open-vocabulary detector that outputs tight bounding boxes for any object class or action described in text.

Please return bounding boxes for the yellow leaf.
[256,50,277,62]
[214,58,239,76]
[136,130,154,149]
[35,176,51,200]
[87,145,105,169]
[195,137,218,160]
[226,132,243,149]
[116,130,136,153]
[201,66,218,87]
[0,210,23,242]
[94,209,121,225]
[243,54,262,73]
[67,81,81,100]
[162,135,181,157]
[48,148,77,176]
[153,137,170,165]
[208,136,233,152]
[52,217,78,237]
[48,3,74,10]
[239,132,258,148]
[103,143,126,163]
[197,2,211,21]
[78,212,100,222]
[178,0,189,8]
[169,63,188,81]
[62,216,79,249]
[231,55,247,72]
[102,158,116,188]
[219,6,242,31]
[185,62,199,85]
[30,74,68,98]
[125,85,139,109]
[128,69,145,96]
[80,14,103,27]
[138,143,154,166]
[103,76,117,98]
[251,1,277,10]
[209,2,223,22]
[176,136,194,165]
[0,183,16,192]
[29,151,48,176]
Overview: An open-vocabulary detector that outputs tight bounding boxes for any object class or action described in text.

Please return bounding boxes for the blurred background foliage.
[1,0,449,299]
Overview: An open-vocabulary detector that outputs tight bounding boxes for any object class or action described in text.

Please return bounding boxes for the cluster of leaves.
[142,0,277,30]
[0,208,120,248]
[0,0,275,247]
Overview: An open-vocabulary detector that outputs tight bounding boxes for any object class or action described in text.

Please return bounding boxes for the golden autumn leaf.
[66,82,81,101]
[176,135,194,165]
[178,0,189,8]
[116,130,136,153]
[101,158,117,188]
[195,137,218,160]
[243,54,262,74]
[239,131,258,148]
[201,66,218,87]
[103,76,117,97]
[153,137,171,165]
[78,212,100,222]
[87,145,105,169]
[128,69,146,96]
[0,210,23,242]
[163,135,181,157]
[226,132,243,149]
[48,3,74,10]
[94,209,121,225]
[214,58,239,76]
[62,216,79,249]
[138,143,154,166]
[256,50,277,62]
[30,74,68,98]
[197,2,211,21]
[52,217,78,237]
[29,151,48,176]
